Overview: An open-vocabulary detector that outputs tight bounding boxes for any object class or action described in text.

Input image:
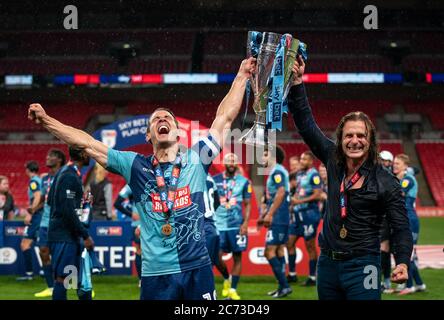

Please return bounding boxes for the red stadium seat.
[416,141,444,206]
[0,103,115,132]
[0,143,69,207]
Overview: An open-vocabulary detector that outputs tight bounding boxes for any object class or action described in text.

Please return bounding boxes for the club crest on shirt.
[274,174,282,184]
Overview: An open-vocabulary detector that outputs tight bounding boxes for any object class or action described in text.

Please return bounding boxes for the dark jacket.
[48,165,89,242]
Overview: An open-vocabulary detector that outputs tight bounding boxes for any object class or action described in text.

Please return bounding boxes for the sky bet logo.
[96,226,123,237]
[4,226,26,236]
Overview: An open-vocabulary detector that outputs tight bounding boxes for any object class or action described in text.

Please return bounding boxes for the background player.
[213,153,251,300]
[318,163,328,218]
[286,170,303,283]
[394,154,426,295]
[258,146,292,298]
[291,151,322,286]
[34,149,66,298]
[17,161,43,281]
[203,174,221,280]
[47,147,95,300]
[288,156,301,175]
[378,150,395,293]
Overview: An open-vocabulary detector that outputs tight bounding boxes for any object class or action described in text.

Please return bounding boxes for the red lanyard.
[339,169,363,219]
[151,155,182,217]
[67,161,81,177]
[223,173,236,203]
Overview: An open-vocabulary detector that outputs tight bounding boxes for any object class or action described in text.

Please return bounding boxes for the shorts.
[219,229,248,253]
[36,226,49,247]
[140,264,216,300]
[23,213,42,241]
[49,241,81,278]
[265,224,289,246]
[298,208,321,241]
[289,212,304,237]
[204,220,220,266]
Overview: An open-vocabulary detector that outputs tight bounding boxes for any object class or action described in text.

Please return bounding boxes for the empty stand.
[0,104,115,132]
[416,141,444,206]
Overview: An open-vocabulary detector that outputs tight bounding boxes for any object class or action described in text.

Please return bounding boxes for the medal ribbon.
[67,161,81,177]
[223,173,236,208]
[267,35,286,131]
[339,168,364,219]
[151,155,182,222]
[44,175,54,202]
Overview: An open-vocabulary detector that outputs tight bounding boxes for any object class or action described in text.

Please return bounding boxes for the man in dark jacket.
[287,56,413,300]
[47,146,94,300]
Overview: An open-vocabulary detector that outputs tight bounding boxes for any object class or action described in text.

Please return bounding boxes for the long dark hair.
[335,111,378,166]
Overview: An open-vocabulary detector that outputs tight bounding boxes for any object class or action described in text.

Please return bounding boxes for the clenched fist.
[391,263,408,284]
[237,57,257,80]
[28,103,47,124]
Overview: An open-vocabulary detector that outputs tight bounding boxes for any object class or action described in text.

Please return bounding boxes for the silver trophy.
[239,31,303,147]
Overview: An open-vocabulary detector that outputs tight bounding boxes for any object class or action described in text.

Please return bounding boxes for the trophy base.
[239,122,270,147]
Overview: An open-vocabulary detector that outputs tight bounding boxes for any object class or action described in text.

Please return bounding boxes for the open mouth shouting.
[156,120,171,140]
[157,123,170,136]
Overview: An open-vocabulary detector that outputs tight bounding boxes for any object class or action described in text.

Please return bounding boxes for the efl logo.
[96,226,123,237]
[0,248,18,265]
[152,186,192,213]
[4,226,26,236]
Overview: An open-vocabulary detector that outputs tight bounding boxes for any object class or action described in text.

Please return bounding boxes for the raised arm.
[209,57,256,147]
[288,57,334,165]
[28,103,108,167]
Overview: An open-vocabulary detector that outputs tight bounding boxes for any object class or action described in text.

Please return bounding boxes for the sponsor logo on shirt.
[151,186,192,213]
[96,226,123,236]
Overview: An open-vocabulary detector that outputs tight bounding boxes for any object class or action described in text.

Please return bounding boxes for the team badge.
[30,182,38,191]
[247,184,252,193]
[274,174,282,184]
[313,176,321,185]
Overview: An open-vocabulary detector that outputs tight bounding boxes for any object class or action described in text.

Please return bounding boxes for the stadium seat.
[0,104,115,132]
[416,141,444,206]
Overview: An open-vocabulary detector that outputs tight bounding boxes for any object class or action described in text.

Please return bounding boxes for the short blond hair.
[395,153,410,166]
